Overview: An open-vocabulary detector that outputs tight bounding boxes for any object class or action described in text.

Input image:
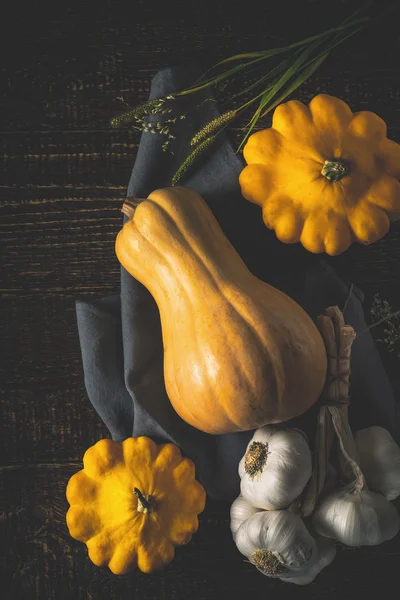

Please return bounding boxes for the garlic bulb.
[235,510,317,578]
[230,495,262,540]
[279,537,336,585]
[355,426,400,501]
[238,426,312,510]
[312,487,400,546]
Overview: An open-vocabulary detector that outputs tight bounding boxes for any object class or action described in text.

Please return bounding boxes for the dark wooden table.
[1,1,399,598]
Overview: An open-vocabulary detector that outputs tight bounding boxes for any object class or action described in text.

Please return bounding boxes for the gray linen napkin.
[76,65,398,502]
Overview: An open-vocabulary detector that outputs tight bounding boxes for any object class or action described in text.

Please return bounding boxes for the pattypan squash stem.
[321,159,349,181]
[133,487,154,513]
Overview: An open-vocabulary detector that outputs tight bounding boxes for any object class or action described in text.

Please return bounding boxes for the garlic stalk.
[235,510,317,578]
[238,426,312,510]
[355,426,400,501]
[279,537,336,585]
[313,487,400,546]
[300,405,336,517]
[230,495,262,540]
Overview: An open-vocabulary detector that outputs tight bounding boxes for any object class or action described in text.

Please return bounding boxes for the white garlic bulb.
[230,494,262,540]
[279,537,336,585]
[355,426,400,501]
[312,487,400,546]
[239,426,312,510]
[235,510,317,578]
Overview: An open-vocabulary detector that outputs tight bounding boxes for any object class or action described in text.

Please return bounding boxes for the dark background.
[1,1,399,598]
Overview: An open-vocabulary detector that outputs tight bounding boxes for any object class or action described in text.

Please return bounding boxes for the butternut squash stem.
[121,198,146,219]
[133,487,153,511]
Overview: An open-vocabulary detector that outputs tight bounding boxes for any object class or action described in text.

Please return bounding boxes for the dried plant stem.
[300,304,366,516]
[356,310,400,339]
[340,284,400,346]
[342,282,354,316]
[323,309,365,492]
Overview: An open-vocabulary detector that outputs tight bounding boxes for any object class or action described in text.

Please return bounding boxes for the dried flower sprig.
[110,97,172,127]
[368,294,400,356]
[111,95,179,152]
[190,110,238,146]
[171,136,216,186]
[342,284,400,356]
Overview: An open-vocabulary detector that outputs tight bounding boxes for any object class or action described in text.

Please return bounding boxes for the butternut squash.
[116,187,327,434]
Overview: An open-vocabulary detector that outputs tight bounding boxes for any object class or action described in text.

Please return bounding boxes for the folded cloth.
[76,65,398,502]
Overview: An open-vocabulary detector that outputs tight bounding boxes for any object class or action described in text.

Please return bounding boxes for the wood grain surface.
[1,1,399,598]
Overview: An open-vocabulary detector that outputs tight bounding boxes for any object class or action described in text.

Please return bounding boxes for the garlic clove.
[235,510,317,578]
[230,494,262,540]
[239,426,312,510]
[355,426,400,501]
[279,537,336,585]
[312,487,400,546]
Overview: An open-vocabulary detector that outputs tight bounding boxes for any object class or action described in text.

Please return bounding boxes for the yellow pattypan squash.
[66,437,206,575]
[239,94,400,255]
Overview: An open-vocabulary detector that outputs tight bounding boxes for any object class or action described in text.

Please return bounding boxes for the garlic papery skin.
[355,426,400,501]
[279,537,336,585]
[230,495,262,540]
[312,487,400,546]
[235,510,317,578]
[238,426,312,510]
